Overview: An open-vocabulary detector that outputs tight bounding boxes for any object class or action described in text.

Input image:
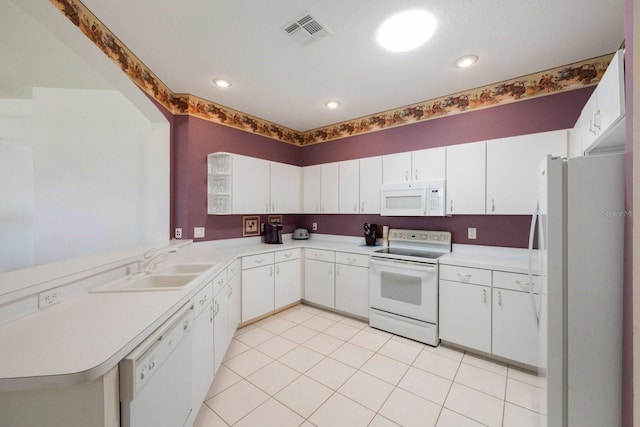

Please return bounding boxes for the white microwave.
[380,181,446,216]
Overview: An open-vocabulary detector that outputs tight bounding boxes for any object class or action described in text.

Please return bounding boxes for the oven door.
[369,257,438,323]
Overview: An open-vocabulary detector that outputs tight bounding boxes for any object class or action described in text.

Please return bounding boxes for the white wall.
[0,89,169,272]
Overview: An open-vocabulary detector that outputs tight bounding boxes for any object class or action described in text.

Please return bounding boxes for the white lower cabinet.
[191,282,214,416]
[227,259,241,338]
[439,264,541,366]
[241,250,302,322]
[304,257,335,308]
[439,279,492,353]
[304,249,370,319]
[334,252,369,318]
[213,284,229,374]
[275,258,302,309]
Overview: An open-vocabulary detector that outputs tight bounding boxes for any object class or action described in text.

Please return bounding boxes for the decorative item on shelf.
[267,215,282,224]
[364,223,378,246]
[242,216,260,237]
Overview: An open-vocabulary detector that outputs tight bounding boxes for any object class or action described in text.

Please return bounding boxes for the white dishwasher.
[120,303,194,427]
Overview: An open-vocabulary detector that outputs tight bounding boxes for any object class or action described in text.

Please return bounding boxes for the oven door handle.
[370,258,437,272]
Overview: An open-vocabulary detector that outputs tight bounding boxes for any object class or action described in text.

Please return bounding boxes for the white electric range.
[369,229,451,346]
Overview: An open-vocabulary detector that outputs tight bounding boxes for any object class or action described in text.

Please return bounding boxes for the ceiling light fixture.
[455,55,479,68]
[325,100,340,109]
[213,78,232,88]
[376,10,437,53]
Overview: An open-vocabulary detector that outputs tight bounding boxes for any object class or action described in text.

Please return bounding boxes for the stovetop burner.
[369,229,452,263]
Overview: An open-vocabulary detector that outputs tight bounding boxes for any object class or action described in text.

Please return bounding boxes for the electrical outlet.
[39,289,61,308]
[175,228,182,239]
[194,227,205,238]
[468,227,477,239]
[261,223,264,232]
[312,222,318,231]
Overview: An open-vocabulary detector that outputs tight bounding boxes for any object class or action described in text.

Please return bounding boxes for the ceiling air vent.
[283,13,331,45]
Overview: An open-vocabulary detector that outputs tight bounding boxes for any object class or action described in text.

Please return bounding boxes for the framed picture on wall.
[242,216,260,237]
[267,215,282,224]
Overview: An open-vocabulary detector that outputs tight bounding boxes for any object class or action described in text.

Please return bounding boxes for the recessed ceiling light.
[456,55,479,68]
[213,78,232,88]
[325,100,340,109]
[376,10,437,52]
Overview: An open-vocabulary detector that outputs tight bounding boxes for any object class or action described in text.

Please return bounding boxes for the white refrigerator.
[534,153,624,427]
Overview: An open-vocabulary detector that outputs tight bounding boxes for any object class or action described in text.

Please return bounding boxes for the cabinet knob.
[361,202,365,212]
[449,200,454,213]
[415,169,418,180]
[336,266,340,276]
[483,289,487,303]
[266,202,269,212]
[272,203,275,212]
[405,170,409,181]
[354,202,357,212]
[491,199,495,212]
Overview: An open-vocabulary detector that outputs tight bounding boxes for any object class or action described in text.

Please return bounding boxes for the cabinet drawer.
[493,271,541,293]
[439,265,491,286]
[227,258,241,279]
[242,252,275,270]
[275,248,301,263]
[212,269,228,294]
[193,283,213,317]
[335,252,369,268]
[304,248,335,263]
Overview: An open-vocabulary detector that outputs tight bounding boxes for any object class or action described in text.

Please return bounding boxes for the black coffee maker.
[264,223,283,244]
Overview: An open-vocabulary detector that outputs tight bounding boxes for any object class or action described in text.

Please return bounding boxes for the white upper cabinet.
[320,162,340,213]
[573,49,625,155]
[338,159,360,213]
[359,156,382,213]
[446,141,486,215]
[231,154,270,214]
[411,147,446,182]
[270,161,302,213]
[382,152,412,184]
[303,164,321,213]
[486,130,567,214]
[383,148,445,184]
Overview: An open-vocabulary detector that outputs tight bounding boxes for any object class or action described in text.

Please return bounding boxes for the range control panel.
[388,229,451,244]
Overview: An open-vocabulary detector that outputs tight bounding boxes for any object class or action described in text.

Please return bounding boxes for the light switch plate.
[194,227,205,238]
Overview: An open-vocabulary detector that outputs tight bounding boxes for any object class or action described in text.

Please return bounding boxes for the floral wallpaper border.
[51,0,612,147]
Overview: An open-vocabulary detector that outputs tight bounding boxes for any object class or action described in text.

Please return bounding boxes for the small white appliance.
[534,153,624,426]
[380,181,446,216]
[120,303,195,427]
[369,229,451,346]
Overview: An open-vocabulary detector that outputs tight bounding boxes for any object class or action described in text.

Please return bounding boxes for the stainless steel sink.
[92,274,200,293]
[158,263,216,274]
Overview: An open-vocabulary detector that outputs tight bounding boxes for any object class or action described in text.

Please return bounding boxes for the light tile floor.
[194,304,547,427]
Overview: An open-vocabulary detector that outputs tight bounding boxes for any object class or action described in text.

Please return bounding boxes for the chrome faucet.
[135,247,178,275]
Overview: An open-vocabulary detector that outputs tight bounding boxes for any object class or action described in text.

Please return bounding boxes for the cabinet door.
[242,265,275,322]
[596,50,625,135]
[271,162,302,213]
[411,147,446,183]
[382,152,411,184]
[492,288,539,366]
[303,165,321,213]
[359,156,382,213]
[192,303,214,411]
[275,259,302,309]
[338,159,360,213]
[213,288,229,374]
[486,130,567,214]
[320,162,339,213]
[227,270,241,340]
[335,264,369,318]
[231,154,270,214]
[304,259,335,308]
[579,93,598,151]
[445,142,486,215]
[439,280,491,353]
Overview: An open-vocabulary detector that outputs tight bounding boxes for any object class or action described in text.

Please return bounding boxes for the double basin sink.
[92,263,216,293]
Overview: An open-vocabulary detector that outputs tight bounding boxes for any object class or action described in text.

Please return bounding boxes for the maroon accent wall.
[299,88,594,165]
[300,214,531,248]
[170,89,591,246]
